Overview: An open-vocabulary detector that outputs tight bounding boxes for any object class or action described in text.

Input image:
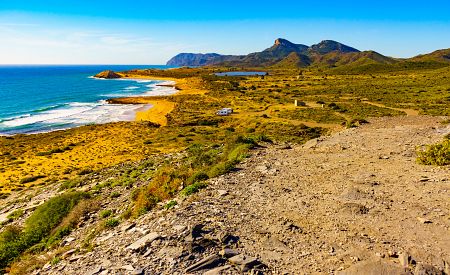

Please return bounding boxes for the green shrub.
[208,161,235,178]
[227,143,252,163]
[180,182,207,197]
[164,200,177,210]
[99,210,112,218]
[59,178,82,190]
[19,175,46,184]
[104,218,119,228]
[186,171,209,185]
[110,192,121,198]
[0,191,88,270]
[417,139,450,166]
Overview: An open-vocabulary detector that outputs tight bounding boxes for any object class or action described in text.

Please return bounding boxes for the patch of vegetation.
[417,139,450,166]
[77,168,93,176]
[0,191,89,270]
[104,218,120,228]
[346,117,369,128]
[19,175,46,184]
[181,181,208,197]
[35,148,65,156]
[164,200,178,210]
[277,108,346,124]
[99,209,113,218]
[59,178,83,190]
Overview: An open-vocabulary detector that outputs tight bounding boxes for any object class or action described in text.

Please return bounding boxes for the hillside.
[3,116,449,274]
[1,65,450,274]
[166,39,450,71]
[166,38,362,67]
[411,48,450,63]
[166,53,243,66]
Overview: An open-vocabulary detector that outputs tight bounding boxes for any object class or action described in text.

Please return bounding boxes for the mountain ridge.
[166,38,450,69]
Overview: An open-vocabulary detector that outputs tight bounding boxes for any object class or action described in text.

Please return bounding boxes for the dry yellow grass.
[0,74,208,193]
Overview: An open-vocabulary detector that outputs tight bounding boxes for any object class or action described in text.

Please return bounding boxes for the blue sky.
[1,0,450,64]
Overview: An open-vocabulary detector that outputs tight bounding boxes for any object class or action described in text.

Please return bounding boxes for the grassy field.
[1,65,449,195]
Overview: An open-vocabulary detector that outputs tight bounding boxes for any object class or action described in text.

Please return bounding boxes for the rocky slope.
[12,115,447,275]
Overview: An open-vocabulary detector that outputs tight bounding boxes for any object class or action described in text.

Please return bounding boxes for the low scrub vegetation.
[417,138,450,166]
[130,135,266,217]
[0,191,90,270]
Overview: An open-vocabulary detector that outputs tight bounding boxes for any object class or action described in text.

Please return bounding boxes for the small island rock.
[94,70,121,79]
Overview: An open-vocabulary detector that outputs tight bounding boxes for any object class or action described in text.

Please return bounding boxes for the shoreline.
[111,72,207,126]
[114,74,180,126]
[0,76,180,136]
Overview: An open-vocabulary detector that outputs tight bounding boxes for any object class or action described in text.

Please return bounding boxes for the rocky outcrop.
[94,70,121,79]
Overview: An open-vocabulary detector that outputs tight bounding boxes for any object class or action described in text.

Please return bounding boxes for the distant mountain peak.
[310,40,360,54]
[274,38,294,46]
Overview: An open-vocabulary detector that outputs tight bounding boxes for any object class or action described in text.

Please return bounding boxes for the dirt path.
[41,116,450,274]
[363,100,420,116]
[218,115,449,273]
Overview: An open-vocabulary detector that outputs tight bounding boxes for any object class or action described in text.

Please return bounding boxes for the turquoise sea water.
[0,65,175,135]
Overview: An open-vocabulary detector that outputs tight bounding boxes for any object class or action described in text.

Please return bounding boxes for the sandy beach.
[111,73,207,126]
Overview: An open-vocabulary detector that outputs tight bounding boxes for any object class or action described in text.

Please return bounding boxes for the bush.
[99,210,112,218]
[227,143,252,164]
[208,161,235,178]
[0,192,88,270]
[180,182,207,197]
[19,175,46,184]
[186,171,209,185]
[104,218,120,228]
[417,139,450,166]
[59,178,82,190]
[164,200,177,210]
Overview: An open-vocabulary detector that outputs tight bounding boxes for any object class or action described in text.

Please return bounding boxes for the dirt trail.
[40,116,450,274]
[363,101,420,116]
[218,115,449,273]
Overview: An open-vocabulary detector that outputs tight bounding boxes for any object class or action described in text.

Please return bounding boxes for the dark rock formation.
[94,70,121,79]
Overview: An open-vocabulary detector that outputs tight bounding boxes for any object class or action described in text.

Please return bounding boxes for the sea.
[0,65,176,135]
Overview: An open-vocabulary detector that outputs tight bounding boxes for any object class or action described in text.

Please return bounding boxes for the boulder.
[126,232,160,251]
[94,70,121,79]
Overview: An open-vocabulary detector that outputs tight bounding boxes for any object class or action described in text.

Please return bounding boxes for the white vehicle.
[216,108,233,116]
[222,108,233,114]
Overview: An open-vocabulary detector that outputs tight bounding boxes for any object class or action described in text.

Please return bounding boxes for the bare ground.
[32,116,450,274]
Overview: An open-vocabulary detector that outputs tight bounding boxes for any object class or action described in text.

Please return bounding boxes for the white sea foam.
[0,78,177,134]
[0,101,145,130]
[124,86,139,90]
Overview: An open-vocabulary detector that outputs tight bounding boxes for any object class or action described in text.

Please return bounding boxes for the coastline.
[110,73,206,126]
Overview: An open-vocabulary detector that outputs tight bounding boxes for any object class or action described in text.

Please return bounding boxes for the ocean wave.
[124,86,139,90]
[32,103,67,113]
[0,99,148,130]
